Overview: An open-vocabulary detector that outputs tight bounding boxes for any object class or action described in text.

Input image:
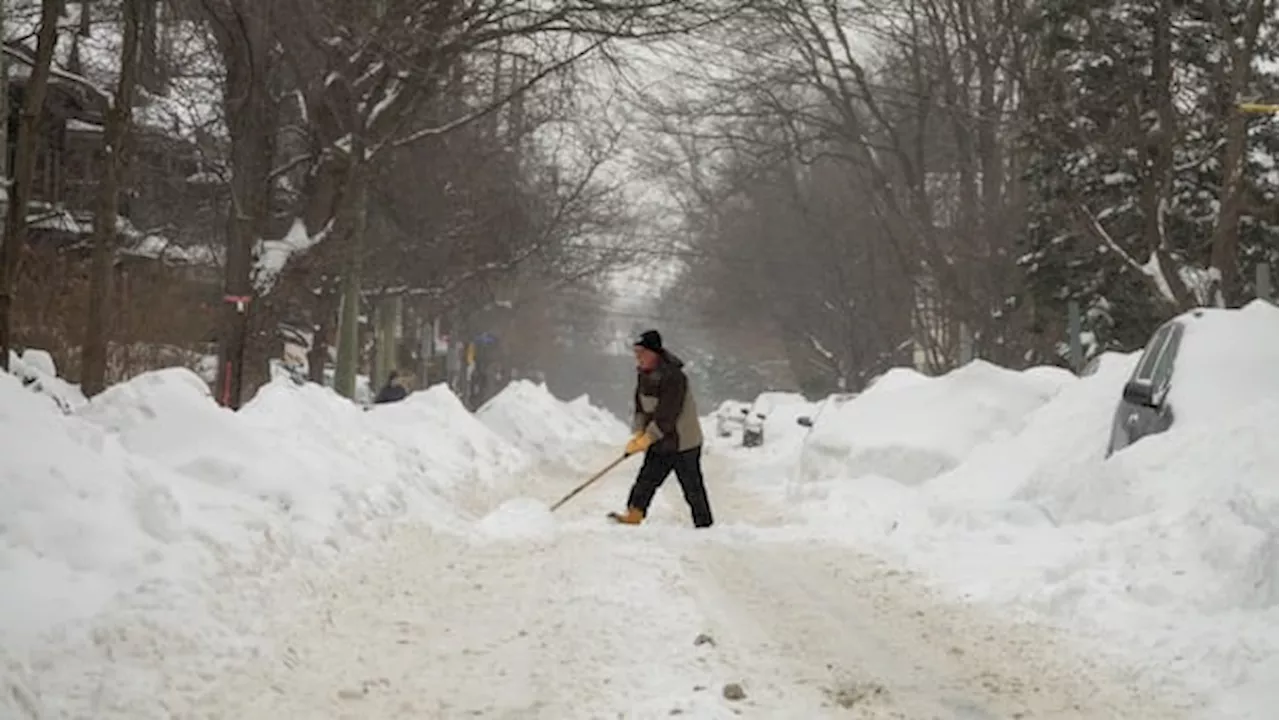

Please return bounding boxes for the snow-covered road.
[180,449,1189,719]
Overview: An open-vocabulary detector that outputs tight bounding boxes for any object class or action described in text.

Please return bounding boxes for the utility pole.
[0,0,9,191]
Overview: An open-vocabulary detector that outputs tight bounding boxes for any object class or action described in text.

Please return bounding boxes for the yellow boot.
[609,507,645,525]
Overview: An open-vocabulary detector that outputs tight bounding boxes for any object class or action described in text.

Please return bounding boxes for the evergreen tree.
[1018,0,1278,358]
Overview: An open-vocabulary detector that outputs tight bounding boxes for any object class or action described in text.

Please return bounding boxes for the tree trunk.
[368,292,380,390]
[308,280,338,384]
[82,0,143,397]
[1208,0,1269,306]
[333,164,367,399]
[0,0,9,217]
[212,1,274,409]
[373,292,400,388]
[1142,0,1194,311]
[0,0,61,373]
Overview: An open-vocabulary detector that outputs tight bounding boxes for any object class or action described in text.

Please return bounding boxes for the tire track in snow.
[178,452,1194,719]
[652,464,1195,719]
[672,536,1190,718]
[181,458,744,719]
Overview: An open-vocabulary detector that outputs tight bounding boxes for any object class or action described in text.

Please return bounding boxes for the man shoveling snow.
[611,330,714,528]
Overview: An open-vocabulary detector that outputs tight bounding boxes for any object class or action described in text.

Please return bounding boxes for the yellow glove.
[625,432,653,456]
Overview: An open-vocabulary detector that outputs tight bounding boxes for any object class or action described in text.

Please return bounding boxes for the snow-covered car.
[742,408,765,447]
[795,392,856,429]
[740,391,808,447]
[714,401,751,437]
[1106,303,1277,457]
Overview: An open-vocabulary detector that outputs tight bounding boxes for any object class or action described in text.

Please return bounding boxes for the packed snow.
[799,361,1074,486]
[0,367,609,718]
[776,301,1280,719]
[475,497,558,540]
[1,302,1275,719]
[477,379,628,465]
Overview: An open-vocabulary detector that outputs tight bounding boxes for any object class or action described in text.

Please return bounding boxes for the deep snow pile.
[702,399,746,451]
[5,348,88,414]
[784,301,1279,719]
[799,360,1073,486]
[713,393,819,461]
[0,367,529,717]
[750,391,815,447]
[476,379,628,461]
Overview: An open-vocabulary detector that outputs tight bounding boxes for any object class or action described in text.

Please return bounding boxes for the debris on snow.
[824,680,889,709]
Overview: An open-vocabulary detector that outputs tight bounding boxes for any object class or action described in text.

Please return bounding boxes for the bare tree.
[189,0,278,408]
[81,0,145,397]
[1205,0,1274,303]
[258,0,738,398]
[0,0,61,372]
[628,0,1038,385]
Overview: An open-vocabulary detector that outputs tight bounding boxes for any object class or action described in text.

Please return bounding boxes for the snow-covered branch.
[1075,203,1180,307]
[253,217,333,294]
[387,36,608,151]
[1,42,113,107]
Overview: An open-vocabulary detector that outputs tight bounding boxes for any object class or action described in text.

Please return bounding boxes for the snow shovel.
[549,453,631,512]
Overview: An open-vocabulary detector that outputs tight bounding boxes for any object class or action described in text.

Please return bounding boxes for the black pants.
[626,446,714,528]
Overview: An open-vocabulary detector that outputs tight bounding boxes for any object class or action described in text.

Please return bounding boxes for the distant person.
[611,329,714,528]
[373,370,408,404]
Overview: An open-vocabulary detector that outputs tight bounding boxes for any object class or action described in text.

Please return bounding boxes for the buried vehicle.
[714,400,751,438]
[796,392,857,429]
[1106,302,1278,457]
[742,408,765,447]
[740,391,810,447]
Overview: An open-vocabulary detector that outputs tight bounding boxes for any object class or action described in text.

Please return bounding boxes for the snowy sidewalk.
[178,452,1191,719]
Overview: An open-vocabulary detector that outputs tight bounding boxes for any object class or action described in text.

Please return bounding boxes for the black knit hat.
[634,329,663,352]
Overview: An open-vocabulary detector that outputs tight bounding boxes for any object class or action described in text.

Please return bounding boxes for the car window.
[1150,322,1184,397]
[1132,323,1174,383]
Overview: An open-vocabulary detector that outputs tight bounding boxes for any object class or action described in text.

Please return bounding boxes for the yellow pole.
[1238,103,1279,114]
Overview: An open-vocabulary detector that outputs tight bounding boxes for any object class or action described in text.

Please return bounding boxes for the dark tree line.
[0,0,737,405]
[632,0,1277,394]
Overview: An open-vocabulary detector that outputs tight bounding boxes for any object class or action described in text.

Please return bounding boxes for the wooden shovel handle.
[549,453,631,512]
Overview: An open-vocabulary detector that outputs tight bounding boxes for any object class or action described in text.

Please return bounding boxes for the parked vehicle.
[715,401,751,437]
[1106,315,1186,456]
[1105,304,1276,457]
[742,409,765,447]
[795,392,856,429]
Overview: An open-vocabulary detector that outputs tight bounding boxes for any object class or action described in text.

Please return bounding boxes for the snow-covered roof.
[26,207,90,234]
[9,203,222,267]
[4,5,224,142]
[119,232,220,268]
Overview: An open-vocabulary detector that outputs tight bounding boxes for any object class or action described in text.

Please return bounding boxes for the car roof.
[1163,302,1278,419]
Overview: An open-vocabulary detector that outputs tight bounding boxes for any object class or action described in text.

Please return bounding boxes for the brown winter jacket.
[633,351,703,453]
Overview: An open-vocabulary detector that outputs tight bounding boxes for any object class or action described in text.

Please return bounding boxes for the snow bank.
[799,360,1070,486]
[0,366,534,716]
[787,302,1280,719]
[866,366,932,393]
[751,392,814,443]
[477,379,627,461]
[0,370,211,642]
[6,348,87,414]
[751,395,821,460]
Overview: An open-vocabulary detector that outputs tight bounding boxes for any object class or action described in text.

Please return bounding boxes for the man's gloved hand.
[625,432,653,456]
